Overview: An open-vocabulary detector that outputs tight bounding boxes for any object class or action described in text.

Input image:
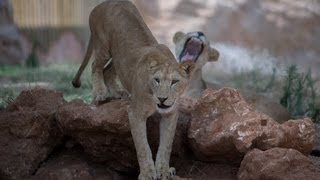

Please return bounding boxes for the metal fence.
[11,0,106,49]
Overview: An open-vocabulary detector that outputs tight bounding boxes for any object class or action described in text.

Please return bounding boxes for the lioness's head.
[146,46,195,114]
[173,31,219,66]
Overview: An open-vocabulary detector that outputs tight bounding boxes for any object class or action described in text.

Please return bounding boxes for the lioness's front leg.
[155,111,179,179]
[128,108,157,180]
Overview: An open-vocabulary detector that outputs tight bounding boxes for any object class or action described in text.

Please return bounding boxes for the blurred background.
[0,0,319,120]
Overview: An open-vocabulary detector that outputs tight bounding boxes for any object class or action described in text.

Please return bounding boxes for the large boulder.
[171,157,238,180]
[0,88,65,179]
[241,90,291,124]
[314,123,320,151]
[56,99,137,172]
[188,88,315,163]
[56,99,190,172]
[206,82,291,123]
[33,148,131,180]
[238,148,320,180]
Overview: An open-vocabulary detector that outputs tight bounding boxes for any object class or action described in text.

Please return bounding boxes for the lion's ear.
[173,31,185,44]
[209,47,219,62]
[179,61,195,78]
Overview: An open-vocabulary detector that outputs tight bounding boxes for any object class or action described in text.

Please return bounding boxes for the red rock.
[188,88,315,163]
[56,99,137,171]
[0,88,65,179]
[238,148,320,180]
[56,99,190,172]
[172,176,190,180]
[172,157,238,180]
[241,91,291,124]
[33,149,131,180]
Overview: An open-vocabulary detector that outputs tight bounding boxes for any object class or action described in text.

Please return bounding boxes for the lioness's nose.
[158,97,168,104]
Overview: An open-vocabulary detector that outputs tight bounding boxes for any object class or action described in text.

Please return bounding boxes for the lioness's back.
[89,0,156,49]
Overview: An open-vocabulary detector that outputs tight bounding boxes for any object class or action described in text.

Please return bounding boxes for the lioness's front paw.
[138,165,157,180]
[156,162,176,180]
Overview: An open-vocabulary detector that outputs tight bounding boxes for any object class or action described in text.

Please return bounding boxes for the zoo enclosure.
[11,0,106,50]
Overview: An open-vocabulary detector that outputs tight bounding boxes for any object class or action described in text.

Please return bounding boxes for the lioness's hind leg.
[103,61,129,99]
[91,47,110,103]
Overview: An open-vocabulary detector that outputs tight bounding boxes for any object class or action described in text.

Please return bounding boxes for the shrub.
[280,65,319,122]
[0,88,15,110]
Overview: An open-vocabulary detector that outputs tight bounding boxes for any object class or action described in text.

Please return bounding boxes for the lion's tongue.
[180,38,202,62]
[181,52,195,62]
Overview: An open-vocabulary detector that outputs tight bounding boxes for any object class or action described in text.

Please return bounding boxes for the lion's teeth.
[191,37,202,43]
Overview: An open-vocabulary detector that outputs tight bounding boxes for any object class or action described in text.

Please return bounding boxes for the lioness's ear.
[179,61,195,78]
[173,31,185,44]
[209,47,220,62]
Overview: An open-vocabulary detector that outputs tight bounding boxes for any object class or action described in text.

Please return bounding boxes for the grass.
[0,64,92,109]
[227,67,278,94]
[280,65,320,122]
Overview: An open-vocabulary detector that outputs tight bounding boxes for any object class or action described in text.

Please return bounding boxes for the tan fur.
[72,1,194,179]
[173,31,219,112]
[173,31,219,98]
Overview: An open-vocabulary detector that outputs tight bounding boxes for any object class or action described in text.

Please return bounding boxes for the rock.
[238,148,320,180]
[188,88,315,163]
[172,176,190,180]
[56,99,190,173]
[314,123,320,151]
[310,155,320,168]
[206,82,291,123]
[33,148,131,180]
[55,99,190,171]
[172,157,238,180]
[0,88,65,179]
[56,99,136,172]
[241,91,291,124]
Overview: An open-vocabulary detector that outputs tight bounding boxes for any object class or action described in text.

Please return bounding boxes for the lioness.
[173,31,219,98]
[173,31,219,111]
[72,1,194,179]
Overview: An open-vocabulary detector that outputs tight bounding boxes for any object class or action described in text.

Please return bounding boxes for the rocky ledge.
[0,88,319,179]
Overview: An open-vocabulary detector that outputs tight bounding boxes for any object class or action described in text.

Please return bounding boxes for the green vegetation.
[1,63,319,123]
[280,65,320,122]
[228,67,277,94]
[0,88,15,110]
[25,40,40,68]
[0,64,92,109]
[210,64,319,123]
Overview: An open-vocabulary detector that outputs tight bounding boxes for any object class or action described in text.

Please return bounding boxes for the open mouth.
[157,103,172,109]
[179,37,204,62]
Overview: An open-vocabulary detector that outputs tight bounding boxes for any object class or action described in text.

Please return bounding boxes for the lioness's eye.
[154,78,160,83]
[171,80,179,85]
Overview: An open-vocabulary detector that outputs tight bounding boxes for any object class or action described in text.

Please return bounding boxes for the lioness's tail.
[72,35,93,88]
